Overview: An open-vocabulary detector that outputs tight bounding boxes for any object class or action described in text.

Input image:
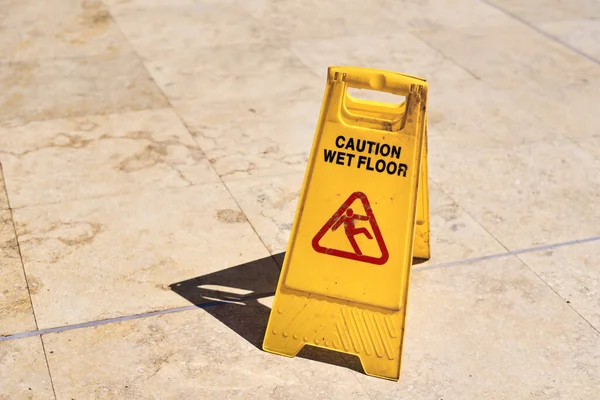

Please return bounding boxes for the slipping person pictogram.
[312,191,389,265]
[331,208,373,255]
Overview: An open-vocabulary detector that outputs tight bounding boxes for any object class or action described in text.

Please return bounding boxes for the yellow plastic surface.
[263,67,429,381]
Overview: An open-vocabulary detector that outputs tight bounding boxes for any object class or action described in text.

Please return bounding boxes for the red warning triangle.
[312,192,389,265]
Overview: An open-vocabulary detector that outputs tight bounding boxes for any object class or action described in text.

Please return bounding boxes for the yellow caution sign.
[263,67,429,381]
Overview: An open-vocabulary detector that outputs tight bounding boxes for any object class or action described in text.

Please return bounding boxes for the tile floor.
[1,0,599,399]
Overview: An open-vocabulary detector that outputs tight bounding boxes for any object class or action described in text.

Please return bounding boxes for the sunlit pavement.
[1,0,600,398]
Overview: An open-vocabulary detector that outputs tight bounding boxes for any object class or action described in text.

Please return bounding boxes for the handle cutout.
[347,87,406,107]
[326,67,424,132]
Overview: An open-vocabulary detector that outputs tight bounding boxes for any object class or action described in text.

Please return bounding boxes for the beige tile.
[104,0,192,8]
[416,25,600,140]
[104,0,227,10]
[0,53,168,127]
[143,42,320,104]
[572,135,600,161]
[0,209,36,336]
[355,256,600,398]
[371,0,515,31]
[543,74,600,141]
[0,0,134,61]
[43,304,370,399]
[488,0,600,22]
[241,0,511,42]
[0,165,8,210]
[518,241,600,330]
[290,32,476,92]
[540,19,600,60]
[431,138,600,250]
[0,336,54,400]
[226,174,507,262]
[112,3,266,57]
[427,182,507,263]
[427,79,564,148]
[173,93,322,179]
[104,0,224,11]
[239,0,401,42]
[0,108,219,208]
[12,184,272,329]
[416,24,598,94]
[225,173,303,253]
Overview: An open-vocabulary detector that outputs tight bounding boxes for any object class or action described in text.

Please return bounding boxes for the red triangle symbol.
[311,192,389,265]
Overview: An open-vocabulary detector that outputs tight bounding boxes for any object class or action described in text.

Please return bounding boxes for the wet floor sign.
[263,67,429,381]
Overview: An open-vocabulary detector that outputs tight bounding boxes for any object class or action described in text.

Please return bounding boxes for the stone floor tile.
[111,3,266,56]
[426,181,508,263]
[0,0,133,61]
[415,24,600,140]
[0,165,8,210]
[354,256,600,399]
[43,304,370,400]
[0,53,168,127]
[431,137,600,250]
[517,240,600,331]
[103,0,215,11]
[416,24,598,95]
[0,208,36,336]
[0,336,54,400]
[173,95,322,179]
[487,0,600,23]
[289,32,475,93]
[12,184,272,329]
[427,79,564,148]
[539,19,600,61]
[226,173,507,262]
[224,173,303,254]
[571,135,600,161]
[143,41,319,104]
[372,0,516,31]
[0,108,219,208]
[239,0,404,42]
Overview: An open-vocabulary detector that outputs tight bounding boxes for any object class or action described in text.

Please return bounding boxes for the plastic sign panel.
[263,67,429,381]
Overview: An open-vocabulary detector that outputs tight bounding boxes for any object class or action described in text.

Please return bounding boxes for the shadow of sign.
[170,252,427,373]
[169,252,364,373]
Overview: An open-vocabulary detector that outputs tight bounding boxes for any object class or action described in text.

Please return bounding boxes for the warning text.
[323,135,408,177]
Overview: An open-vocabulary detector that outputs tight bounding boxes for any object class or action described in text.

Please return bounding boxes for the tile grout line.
[414,34,482,82]
[6,169,302,211]
[428,176,513,254]
[514,252,600,336]
[7,182,204,211]
[0,163,58,400]
[233,0,327,82]
[415,27,576,149]
[37,338,58,400]
[1,292,274,342]
[479,0,600,66]
[559,134,600,165]
[416,235,600,271]
[2,235,600,343]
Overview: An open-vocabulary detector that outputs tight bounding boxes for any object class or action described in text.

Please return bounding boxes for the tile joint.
[2,235,600,343]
